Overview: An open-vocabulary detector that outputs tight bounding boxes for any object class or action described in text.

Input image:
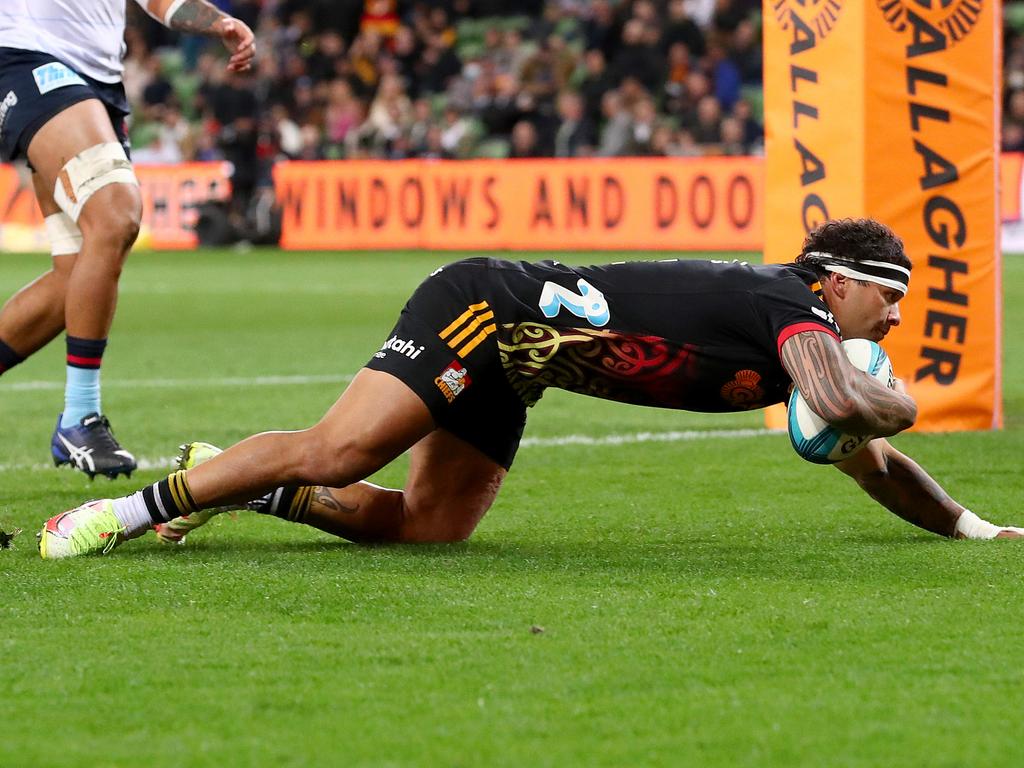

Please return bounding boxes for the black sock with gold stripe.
[141,470,200,524]
[248,485,314,524]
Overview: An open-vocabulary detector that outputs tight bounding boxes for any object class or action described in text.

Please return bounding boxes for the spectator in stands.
[691,94,724,149]
[479,73,526,139]
[306,31,346,83]
[297,124,324,160]
[597,89,632,157]
[583,0,620,60]
[649,123,678,156]
[420,125,452,159]
[494,28,531,80]
[520,36,573,107]
[663,0,706,58]
[140,53,175,120]
[407,97,434,156]
[415,39,462,95]
[674,127,703,157]
[733,97,764,153]
[324,80,364,151]
[270,104,303,158]
[439,106,471,157]
[361,0,400,40]
[509,119,543,158]
[663,42,692,105]
[628,97,659,156]
[1003,89,1024,151]
[553,91,596,157]
[731,18,763,86]
[610,19,662,93]
[392,26,421,91]
[348,31,383,95]
[369,74,412,139]
[719,116,747,156]
[576,49,615,126]
[672,70,712,127]
[706,38,741,112]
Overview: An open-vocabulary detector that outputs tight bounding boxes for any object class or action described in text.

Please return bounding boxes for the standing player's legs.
[0,175,77,366]
[25,99,142,477]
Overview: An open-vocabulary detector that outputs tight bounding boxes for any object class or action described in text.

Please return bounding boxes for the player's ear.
[825,272,849,300]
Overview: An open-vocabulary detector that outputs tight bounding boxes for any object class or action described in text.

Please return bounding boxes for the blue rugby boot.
[51,412,137,479]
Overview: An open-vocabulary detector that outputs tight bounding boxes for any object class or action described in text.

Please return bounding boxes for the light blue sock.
[61,366,101,428]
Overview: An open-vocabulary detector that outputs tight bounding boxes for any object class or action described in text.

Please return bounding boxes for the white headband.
[803,252,910,295]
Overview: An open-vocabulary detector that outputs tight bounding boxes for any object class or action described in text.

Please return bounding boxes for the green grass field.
[1,248,1022,767]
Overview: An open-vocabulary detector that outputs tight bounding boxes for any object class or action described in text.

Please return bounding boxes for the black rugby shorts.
[365,261,527,470]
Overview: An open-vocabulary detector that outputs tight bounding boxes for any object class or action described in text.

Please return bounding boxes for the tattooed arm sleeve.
[140,0,226,33]
[138,0,254,71]
[780,331,916,437]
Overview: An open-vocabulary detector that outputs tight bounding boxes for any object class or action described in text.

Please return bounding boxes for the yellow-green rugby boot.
[153,442,231,545]
[38,500,125,559]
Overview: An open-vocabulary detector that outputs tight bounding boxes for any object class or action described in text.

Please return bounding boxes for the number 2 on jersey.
[538,278,610,327]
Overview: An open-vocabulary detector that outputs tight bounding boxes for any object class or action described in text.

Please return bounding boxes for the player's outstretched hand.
[215,18,256,72]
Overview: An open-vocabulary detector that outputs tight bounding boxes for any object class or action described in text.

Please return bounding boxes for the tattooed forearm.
[780,332,855,423]
[850,447,958,536]
[167,0,227,34]
[781,332,915,436]
[311,487,359,516]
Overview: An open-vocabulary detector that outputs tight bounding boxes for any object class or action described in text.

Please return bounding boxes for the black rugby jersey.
[432,257,841,413]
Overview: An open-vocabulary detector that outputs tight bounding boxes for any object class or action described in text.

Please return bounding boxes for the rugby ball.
[787,338,895,465]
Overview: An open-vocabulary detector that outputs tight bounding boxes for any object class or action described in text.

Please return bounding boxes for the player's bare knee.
[399,497,486,543]
[402,516,476,544]
[80,187,141,254]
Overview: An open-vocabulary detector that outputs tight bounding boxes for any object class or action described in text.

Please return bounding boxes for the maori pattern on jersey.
[496,322,697,408]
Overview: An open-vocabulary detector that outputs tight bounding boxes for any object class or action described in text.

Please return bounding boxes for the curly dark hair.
[796,218,910,271]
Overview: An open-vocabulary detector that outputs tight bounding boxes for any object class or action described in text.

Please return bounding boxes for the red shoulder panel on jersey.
[775,323,840,359]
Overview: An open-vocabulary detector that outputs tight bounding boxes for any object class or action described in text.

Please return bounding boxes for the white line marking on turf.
[0,428,782,473]
[0,456,180,473]
[520,427,778,447]
[0,373,354,392]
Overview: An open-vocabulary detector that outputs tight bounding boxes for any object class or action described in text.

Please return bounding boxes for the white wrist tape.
[53,142,138,223]
[954,509,1001,540]
[43,212,82,256]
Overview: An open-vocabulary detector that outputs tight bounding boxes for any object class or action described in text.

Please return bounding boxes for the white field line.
[0,373,354,392]
[520,427,779,448]
[0,427,782,473]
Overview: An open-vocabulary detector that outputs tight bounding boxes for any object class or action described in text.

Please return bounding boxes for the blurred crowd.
[123,0,1024,239]
[126,1,763,173]
[1002,6,1024,152]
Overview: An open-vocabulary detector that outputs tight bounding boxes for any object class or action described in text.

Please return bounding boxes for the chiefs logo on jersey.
[721,369,765,409]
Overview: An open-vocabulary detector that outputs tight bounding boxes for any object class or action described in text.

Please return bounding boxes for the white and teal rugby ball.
[787,338,895,465]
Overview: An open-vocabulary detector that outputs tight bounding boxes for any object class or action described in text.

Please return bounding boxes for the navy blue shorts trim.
[0,47,130,163]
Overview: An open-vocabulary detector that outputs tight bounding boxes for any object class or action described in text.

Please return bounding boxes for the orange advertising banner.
[0,162,231,250]
[273,158,763,251]
[763,0,1001,431]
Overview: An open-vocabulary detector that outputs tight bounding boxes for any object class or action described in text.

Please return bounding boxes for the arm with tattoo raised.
[779,331,916,437]
[139,0,255,72]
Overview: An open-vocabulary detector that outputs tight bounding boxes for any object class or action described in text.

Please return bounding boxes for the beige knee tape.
[52,141,138,223]
[44,212,83,256]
